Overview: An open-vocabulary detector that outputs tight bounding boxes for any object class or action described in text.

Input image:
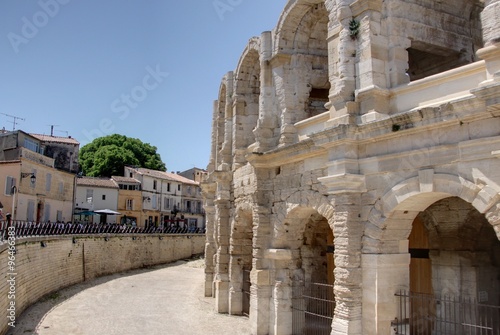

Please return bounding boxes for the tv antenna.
[1,113,25,130]
[49,125,69,137]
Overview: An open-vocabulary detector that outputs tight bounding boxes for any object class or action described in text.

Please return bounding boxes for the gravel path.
[9,258,251,335]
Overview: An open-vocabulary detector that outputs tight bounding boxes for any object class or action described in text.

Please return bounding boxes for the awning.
[94,209,121,215]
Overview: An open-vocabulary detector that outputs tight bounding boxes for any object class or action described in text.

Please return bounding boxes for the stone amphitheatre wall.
[0,234,205,335]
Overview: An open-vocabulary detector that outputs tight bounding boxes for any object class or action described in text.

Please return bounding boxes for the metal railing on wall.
[394,290,500,335]
[0,220,205,240]
[292,282,335,335]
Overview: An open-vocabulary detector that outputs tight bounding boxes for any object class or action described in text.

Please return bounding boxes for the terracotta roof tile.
[135,168,199,185]
[30,133,80,145]
[112,176,140,184]
[77,177,118,189]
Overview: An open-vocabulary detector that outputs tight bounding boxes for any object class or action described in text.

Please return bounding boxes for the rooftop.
[30,133,80,145]
[76,177,118,189]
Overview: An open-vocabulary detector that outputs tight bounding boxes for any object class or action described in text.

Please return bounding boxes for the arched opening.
[274,1,330,139]
[402,0,484,81]
[407,197,500,334]
[233,45,260,167]
[286,209,335,335]
[229,208,254,316]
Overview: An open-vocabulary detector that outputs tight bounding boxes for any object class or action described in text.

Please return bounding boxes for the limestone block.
[472,185,500,213]
[250,270,271,286]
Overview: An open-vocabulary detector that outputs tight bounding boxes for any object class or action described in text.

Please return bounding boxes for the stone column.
[266,249,294,335]
[476,0,500,86]
[350,0,391,122]
[220,72,234,166]
[232,95,247,169]
[271,54,297,148]
[252,31,276,152]
[326,0,358,127]
[330,194,364,335]
[208,100,218,173]
[250,204,274,335]
[361,253,410,335]
[213,170,233,313]
[482,0,500,48]
[201,181,217,297]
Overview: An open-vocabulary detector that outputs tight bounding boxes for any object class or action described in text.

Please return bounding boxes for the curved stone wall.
[0,234,205,335]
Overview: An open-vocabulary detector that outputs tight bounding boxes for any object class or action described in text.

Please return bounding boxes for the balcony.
[21,147,55,168]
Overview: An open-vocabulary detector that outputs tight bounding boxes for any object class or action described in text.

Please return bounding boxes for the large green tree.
[79,134,166,177]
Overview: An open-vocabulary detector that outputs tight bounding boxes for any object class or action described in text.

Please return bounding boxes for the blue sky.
[0,0,288,173]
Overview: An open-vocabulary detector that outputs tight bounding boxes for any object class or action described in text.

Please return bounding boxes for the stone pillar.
[362,253,410,335]
[476,0,500,86]
[326,0,358,127]
[201,181,217,297]
[208,100,218,173]
[214,198,231,313]
[250,204,274,335]
[482,0,500,48]
[228,258,243,315]
[220,72,234,166]
[252,31,276,152]
[266,249,294,335]
[350,0,391,122]
[213,169,233,313]
[330,194,364,335]
[232,96,247,169]
[271,54,297,148]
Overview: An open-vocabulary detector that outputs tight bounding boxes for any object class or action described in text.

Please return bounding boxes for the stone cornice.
[247,93,492,168]
[246,138,326,168]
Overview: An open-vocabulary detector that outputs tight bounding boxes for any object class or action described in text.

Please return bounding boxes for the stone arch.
[365,172,500,253]
[273,1,331,147]
[228,203,254,316]
[274,0,328,55]
[273,190,335,246]
[217,73,234,166]
[214,82,227,168]
[272,190,336,333]
[232,38,261,167]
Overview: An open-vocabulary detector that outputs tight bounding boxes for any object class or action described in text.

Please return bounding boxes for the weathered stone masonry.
[0,234,204,335]
[203,0,500,334]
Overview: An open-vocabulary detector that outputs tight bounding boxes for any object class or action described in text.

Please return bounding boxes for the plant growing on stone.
[349,18,360,40]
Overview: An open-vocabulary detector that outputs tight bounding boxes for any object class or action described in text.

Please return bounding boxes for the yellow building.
[112,176,142,227]
[0,130,76,222]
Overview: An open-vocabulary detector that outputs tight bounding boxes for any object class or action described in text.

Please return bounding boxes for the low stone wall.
[0,234,205,335]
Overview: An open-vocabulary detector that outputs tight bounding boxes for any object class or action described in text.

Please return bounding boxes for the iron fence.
[242,269,251,317]
[394,290,500,335]
[0,220,205,240]
[292,282,335,335]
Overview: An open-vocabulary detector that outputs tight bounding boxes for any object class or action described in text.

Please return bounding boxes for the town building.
[202,1,500,334]
[0,130,76,222]
[166,170,205,229]
[112,175,142,226]
[178,167,208,183]
[124,166,205,229]
[30,133,80,174]
[74,177,119,224]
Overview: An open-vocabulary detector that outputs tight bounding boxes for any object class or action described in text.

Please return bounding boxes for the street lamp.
[21,172,36,184]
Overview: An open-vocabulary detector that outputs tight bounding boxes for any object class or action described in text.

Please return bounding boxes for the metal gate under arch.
[292,282,335,335]
[242,268,251,317]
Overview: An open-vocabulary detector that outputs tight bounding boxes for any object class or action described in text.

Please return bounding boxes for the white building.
[75,177,119,224]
